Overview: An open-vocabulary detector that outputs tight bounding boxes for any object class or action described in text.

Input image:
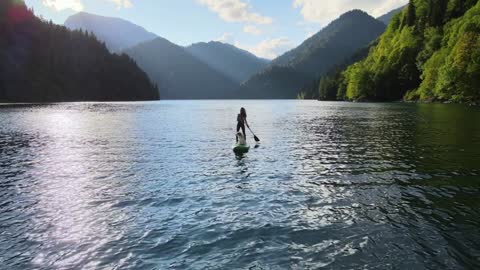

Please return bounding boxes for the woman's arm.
[244,117,250,128]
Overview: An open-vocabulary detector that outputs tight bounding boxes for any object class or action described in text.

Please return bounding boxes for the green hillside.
[338,0,480,103]
[240,10,386,99]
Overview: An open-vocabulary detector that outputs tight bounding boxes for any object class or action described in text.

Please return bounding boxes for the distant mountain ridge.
[376,5,406,25]
[298,6,408,100]
[61,9,401,100]
[124,38,238,99]
[186,41,269,83]
[240,10,386,99]
[64,12,157,52]
[64,12,271,99]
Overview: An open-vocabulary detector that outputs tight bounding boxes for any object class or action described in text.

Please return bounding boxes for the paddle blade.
[254,135,260,142]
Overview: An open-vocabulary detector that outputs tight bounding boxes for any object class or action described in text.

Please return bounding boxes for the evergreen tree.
[405,1,417,26]
[335,0,480,103]
[0,0,159,102]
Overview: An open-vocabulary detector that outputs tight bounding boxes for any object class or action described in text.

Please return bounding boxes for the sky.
[24,0,408,59]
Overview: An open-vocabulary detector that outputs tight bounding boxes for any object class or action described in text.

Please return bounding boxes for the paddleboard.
[233,144,250,154]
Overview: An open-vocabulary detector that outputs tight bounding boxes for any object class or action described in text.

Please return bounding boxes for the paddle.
[248,127,260,142]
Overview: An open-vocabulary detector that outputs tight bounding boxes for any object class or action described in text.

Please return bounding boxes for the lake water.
[1,100,480,269]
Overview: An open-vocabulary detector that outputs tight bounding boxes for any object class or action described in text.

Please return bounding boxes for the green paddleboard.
[233,144,250,154]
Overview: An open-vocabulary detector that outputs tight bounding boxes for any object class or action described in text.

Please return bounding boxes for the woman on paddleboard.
[237,107,249,142]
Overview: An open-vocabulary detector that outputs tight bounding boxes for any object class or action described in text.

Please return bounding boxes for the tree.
[0,0,160,102]
[405,0,417,27]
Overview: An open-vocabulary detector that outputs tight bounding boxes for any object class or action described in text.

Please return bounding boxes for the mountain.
[239,66,312,99]
[185,41,269,83]
[240,10,386,99]
[299,42,377,100]
[377,5,406,25]
[0,0,159,102]
[124,38,238,99]
[64,12,157,52]
[338,0,480,103]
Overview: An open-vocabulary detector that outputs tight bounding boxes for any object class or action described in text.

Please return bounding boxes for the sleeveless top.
[237,114,245,124]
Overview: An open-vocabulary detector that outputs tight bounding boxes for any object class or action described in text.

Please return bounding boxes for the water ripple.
[0,101,479,269]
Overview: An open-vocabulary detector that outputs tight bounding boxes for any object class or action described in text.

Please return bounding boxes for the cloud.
[243,25,262,35]
[42,0,84,12]
[293,0,408,25]
[235,37,295,59]
[215,32,234,42]
[107,0,133,9]
[197,0,273,24]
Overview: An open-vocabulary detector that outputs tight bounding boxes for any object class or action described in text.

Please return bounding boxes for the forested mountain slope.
[298,43,377,100]
[0,0,159,102]
[124,38,238,99]
[240,10,386,99]
[338,0,480,103]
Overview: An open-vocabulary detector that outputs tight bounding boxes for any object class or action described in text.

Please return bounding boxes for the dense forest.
[298,43,376,100]
[0,0,159,102]
[240,10,386,99]
[314,0,480,103]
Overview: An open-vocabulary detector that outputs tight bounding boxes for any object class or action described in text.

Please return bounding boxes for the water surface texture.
[1,101,480,269]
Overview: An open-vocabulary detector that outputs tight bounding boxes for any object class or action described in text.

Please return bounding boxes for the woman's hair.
[240,107,247,118]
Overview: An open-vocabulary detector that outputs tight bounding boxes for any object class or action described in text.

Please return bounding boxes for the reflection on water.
[0,101,479,269]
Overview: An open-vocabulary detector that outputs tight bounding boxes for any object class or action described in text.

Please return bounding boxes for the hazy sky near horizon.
[24,0,407,59]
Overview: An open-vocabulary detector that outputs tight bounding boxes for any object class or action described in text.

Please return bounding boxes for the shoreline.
[0,99,478,106]
[314,99,479,106]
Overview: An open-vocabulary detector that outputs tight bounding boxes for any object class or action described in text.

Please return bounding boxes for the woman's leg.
[241,124,246,139]
[236,122,241,142]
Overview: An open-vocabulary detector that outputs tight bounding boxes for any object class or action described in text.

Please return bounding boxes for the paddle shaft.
[248,127,260,142]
